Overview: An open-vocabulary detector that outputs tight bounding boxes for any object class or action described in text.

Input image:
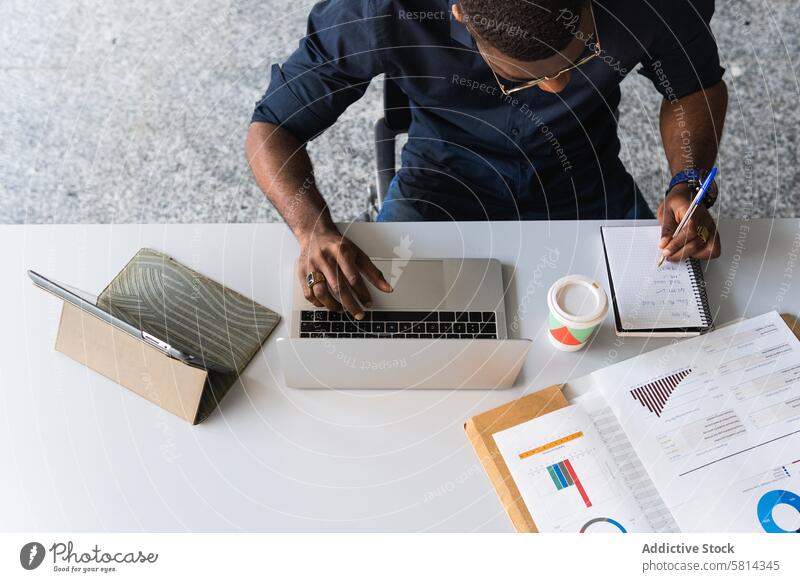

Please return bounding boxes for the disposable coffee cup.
[546,275,608,352]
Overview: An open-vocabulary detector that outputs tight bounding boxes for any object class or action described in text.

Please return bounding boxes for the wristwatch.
[665,168,718,208]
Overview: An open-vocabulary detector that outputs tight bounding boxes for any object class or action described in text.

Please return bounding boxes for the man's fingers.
[357,252,393,293]
[686,235,721,260]
[312,280,342,312]
[690,220,721,260]
[333,266,366,318]
[663,224,698,258]
[298,264,323,307]
[337,250,373,306]
[667,236,704,262]
[664,230,698,260]
[663,212,721,261]
[659,205,679,249]
[305,292,323,308]
[318,260,363,319]
[709,234,722,258]
[310,260,342,311]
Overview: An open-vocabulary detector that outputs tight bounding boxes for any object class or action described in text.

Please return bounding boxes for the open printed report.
[493,311,800,533]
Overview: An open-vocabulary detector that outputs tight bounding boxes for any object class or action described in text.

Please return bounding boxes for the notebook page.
[602,226,705,329]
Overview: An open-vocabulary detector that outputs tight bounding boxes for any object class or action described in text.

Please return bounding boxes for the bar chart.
[630,368,692,417]
[547,459,592,508]
[493,405,656,532]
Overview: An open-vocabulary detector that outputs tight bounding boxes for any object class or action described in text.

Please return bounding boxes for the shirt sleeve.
[251,0,384,142]
[638,0,725,99]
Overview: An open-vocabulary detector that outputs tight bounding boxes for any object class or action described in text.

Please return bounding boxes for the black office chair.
[363,78,412,220]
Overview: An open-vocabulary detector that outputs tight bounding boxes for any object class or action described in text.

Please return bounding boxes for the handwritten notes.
[602,226,707,329]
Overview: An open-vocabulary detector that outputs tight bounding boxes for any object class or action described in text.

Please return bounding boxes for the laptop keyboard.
[298,310,498,339]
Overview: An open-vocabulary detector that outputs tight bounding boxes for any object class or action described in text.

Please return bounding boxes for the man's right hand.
[245,122,391,316]
[298,226,393,320]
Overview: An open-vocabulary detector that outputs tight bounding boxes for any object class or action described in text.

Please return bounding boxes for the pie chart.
[579,517,627,533]
[757,489,800,533]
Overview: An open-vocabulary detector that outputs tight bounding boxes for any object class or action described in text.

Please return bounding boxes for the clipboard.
[465,313,800,533]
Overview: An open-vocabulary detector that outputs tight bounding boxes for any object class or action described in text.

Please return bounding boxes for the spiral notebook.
[600,226,713,337]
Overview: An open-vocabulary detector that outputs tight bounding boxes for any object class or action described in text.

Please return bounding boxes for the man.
[246,0,727,319]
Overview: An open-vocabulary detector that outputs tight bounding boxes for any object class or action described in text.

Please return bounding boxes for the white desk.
[2,219,799,532]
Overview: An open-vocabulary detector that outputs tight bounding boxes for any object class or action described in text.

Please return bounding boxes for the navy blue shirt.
[252,0,723,220]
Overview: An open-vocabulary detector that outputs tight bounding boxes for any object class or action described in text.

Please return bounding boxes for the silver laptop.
[276,258,531,389]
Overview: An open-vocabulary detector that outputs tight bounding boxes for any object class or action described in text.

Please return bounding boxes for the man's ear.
[451,3,464,23]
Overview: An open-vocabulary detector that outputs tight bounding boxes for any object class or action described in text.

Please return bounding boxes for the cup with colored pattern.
[546,275,608,352]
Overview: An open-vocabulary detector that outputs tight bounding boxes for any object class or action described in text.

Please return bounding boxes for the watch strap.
[666,168,718,208]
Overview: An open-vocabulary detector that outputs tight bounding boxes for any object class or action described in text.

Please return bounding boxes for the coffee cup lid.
[547,275,608,326]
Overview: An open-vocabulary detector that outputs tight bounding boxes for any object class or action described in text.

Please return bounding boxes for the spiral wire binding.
[686,257,713,328]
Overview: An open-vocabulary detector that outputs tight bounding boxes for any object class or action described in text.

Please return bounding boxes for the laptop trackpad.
[367,260,445,310]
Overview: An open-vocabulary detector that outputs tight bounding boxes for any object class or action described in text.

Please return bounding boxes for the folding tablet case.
[54,248,279,424]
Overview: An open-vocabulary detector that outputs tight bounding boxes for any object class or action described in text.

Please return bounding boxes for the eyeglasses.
[470,2,601,96]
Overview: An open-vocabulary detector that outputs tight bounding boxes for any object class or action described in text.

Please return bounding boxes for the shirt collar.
[448,0,474,48]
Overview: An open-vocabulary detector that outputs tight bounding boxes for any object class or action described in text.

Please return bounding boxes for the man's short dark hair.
[460,0,588,61]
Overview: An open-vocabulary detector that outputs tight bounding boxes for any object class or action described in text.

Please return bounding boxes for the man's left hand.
[657,183,721,262]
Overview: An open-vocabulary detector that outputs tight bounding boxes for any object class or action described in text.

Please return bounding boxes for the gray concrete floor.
[1,0,798,224]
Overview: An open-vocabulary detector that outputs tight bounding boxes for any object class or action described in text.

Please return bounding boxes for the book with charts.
[600,225,713,337]
[468,312,800,533]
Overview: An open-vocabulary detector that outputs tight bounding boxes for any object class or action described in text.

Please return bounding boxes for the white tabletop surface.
[2,219,799,532]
